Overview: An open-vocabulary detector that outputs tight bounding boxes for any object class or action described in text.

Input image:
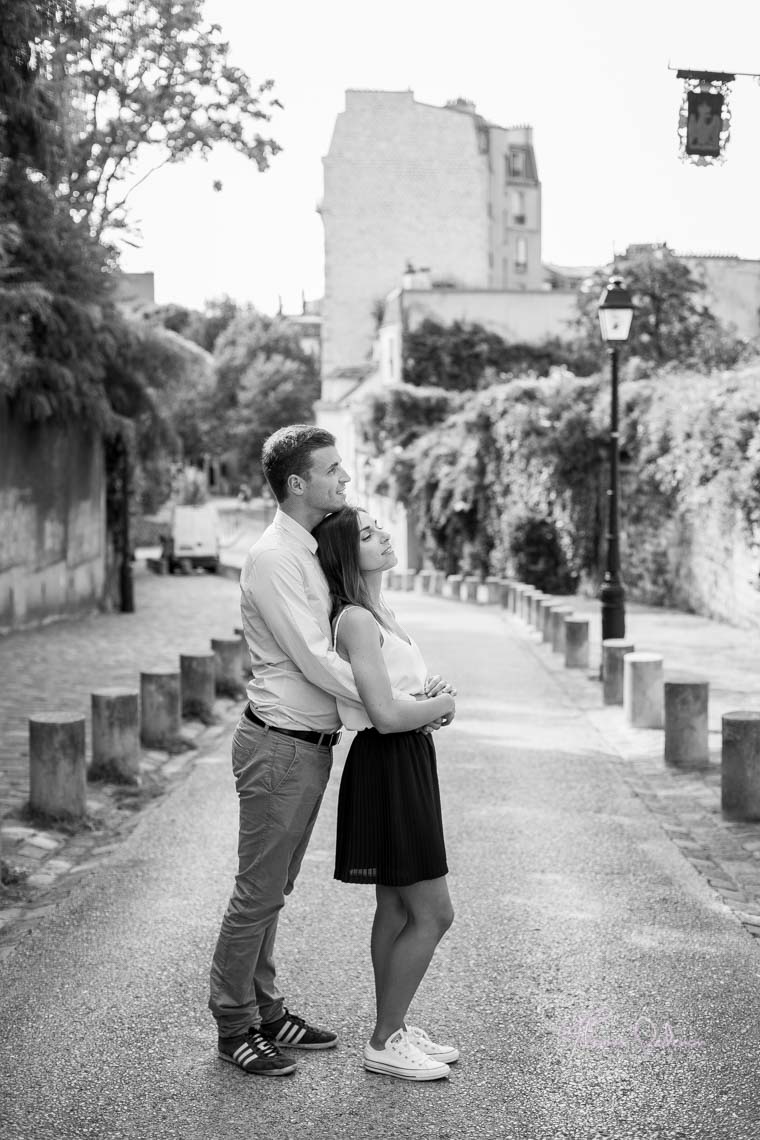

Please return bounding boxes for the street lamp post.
[597,276,634,643]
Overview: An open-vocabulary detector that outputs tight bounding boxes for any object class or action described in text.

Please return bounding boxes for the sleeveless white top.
[333,605,428,730]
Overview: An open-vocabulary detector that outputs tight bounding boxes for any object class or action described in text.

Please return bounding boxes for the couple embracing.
[208,424,457,1082]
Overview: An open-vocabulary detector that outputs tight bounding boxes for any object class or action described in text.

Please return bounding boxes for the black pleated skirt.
[334,728,448,887]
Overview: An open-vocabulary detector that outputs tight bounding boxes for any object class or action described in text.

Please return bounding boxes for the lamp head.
[598,276,634,343]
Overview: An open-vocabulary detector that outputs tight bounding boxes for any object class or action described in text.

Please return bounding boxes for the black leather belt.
[244,705,341,749]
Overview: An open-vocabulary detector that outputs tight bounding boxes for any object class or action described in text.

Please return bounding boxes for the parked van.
[160,503,220,573]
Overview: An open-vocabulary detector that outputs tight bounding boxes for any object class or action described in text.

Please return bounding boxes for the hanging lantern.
[677,70,734,165]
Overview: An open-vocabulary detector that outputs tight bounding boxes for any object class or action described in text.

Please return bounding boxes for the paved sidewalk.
[426,584,760,947]
[0,561,245,950]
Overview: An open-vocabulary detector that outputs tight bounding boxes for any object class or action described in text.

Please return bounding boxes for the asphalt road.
[1,594,760,1139]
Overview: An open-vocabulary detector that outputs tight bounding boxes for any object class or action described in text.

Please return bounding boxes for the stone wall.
[404,288,578,343]
[621,484,760,632]
[0,401,106,634]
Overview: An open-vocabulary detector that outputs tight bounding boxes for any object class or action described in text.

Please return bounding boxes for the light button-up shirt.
[241,510,362,732]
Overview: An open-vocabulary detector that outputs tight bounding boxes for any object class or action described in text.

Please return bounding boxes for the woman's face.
[356,510,398,574]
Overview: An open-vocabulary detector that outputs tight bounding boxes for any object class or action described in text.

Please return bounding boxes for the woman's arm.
[337,608,454,734]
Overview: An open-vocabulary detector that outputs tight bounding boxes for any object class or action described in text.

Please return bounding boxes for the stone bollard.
[29,712,87,820]
[531,592,548,629]
[511,582,527,613]
[90,689,140,784]
[460,576,479,603]
[398,569,416,591]
[446,574,463,600]
[564,616,590,668]
[140,670,181,749]
[484,577,502,604]
[721,712,760,820]
[524,589,539,623]
[623,653,664,728]
[211,637,246,699]
[538,598,556,642]
[602,639,635,705]
[430,570,446,595]
[497,579,512,607]
[180,652,217,723]
[385,569,399,590]
[519,588,534,622]
[664,675,710,768]
[415,570,432,594]
[550,606,574,654]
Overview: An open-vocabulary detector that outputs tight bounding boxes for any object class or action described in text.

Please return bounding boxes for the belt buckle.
[317,730,339,748]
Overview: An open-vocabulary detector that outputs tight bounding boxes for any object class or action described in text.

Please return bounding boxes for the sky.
[119,0,760,315]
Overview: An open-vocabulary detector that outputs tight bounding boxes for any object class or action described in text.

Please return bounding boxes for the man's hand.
[424,674,457,698]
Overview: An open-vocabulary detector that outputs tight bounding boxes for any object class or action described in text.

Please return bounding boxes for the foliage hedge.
[367,365,760,602]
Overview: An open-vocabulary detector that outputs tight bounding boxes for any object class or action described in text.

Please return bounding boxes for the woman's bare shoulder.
[335,605,381,645]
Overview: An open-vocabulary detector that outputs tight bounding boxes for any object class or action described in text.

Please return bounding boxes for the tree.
[402,318,596,390]
[213,308,316,401]
[0,0,119,423]
[206,309,320,487]
[226,354,321,484]
[56,0,282,238]
[575,246,749,374]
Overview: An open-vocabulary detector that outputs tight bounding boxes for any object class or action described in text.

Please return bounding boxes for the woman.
[313,506,457,1082]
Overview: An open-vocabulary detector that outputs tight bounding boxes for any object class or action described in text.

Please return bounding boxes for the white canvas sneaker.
[363,1029,450,1081]
[405,1024,459,1065]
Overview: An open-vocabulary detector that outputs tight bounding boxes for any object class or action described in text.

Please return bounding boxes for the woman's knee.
[413,899,454,939]
[435,901,455,937]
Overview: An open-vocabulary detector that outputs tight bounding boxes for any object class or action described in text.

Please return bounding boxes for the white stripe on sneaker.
[281,1023,306,1045]
[233,1044,253,1064]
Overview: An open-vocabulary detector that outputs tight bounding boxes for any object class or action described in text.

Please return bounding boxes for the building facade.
[319,90,542,397]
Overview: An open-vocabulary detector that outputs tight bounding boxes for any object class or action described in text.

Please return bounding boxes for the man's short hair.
[261,424,337,503]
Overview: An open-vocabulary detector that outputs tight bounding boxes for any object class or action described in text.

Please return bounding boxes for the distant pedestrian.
[313,505,458,1082]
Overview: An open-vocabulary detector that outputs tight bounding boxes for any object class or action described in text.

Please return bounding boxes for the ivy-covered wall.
[398,364,760,628]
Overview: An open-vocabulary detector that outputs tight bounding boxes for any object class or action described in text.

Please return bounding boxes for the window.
[515,237,528,272]
[509,148,526,178]
[512,190,526,224]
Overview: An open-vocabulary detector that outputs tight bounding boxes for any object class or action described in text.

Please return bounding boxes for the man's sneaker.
[363,1029,450,1081]
[218,1030,296,1076]
[406,1024,459,1065]
[259,1008,338,1050]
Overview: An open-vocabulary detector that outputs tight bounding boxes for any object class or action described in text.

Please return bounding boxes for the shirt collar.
[273,509,318,555]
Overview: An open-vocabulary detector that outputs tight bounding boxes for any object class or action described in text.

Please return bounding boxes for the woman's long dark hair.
[312,507,390,630]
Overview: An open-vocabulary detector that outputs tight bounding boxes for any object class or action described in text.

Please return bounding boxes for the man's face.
[300,446,350,513]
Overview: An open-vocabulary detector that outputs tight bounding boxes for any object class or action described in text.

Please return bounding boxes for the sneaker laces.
[390,1030,427,1063]
[248,1031,281,1058]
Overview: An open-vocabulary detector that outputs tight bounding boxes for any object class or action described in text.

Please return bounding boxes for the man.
[209,424,365,1076]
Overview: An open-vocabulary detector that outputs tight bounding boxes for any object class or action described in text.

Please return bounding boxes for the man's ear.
[287,473,305,497]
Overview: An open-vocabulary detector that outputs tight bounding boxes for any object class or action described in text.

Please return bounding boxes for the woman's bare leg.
[371,885,408,1009]
[369,876,453,1050]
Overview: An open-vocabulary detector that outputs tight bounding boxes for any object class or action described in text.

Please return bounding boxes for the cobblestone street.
[0,561,242,815]
[0,562,245,959]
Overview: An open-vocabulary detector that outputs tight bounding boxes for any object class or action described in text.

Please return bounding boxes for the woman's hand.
[424,674,457,698]
[418,693,456,733]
